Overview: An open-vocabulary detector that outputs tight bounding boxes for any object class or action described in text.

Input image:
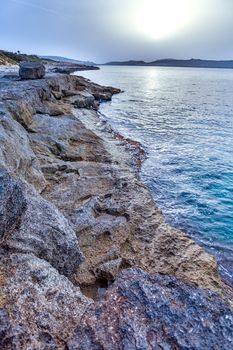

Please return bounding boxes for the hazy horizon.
[1,0,233,62]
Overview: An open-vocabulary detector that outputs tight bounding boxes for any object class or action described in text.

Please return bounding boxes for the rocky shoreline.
[0,69,232,349]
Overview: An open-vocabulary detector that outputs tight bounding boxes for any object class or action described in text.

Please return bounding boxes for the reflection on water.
[78,66,233,283]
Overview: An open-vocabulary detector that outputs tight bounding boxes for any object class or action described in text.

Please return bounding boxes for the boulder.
[68,268,233,350]
[19,61,46,80]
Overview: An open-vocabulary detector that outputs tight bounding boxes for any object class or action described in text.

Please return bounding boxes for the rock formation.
[0,70,232,349]
[50,63,99,74]
[68,268,233,350]
[19,61,46,80]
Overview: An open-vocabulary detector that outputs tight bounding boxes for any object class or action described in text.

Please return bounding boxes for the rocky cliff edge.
[0,72,232,349]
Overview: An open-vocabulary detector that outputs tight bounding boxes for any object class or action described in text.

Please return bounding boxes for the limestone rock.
[52,90,63,100]
[0,73,231,349]
[5,99,34,129]
[62,89,80,97]
[95,258,124,283]
[68,268,233,350]
[0,308,30,350]
[0,169,84,277]
[0,255,91,350]
[0,169,27,241]
[29,113,111,163]
[72,180,222,293]
[0,104,46,192]
[50,65,91,74]
[92,91,112,101]
[0,75,223,293]
[36,101,72,116]
[66,92,95,109]
[48,63,99,75]
[19,61,46,80]
[0,170,91,349]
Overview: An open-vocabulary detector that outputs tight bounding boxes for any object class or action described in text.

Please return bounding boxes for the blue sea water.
[78,66,233,284]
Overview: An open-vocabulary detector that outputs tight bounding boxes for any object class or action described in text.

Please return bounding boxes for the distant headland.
[104,58,233,69]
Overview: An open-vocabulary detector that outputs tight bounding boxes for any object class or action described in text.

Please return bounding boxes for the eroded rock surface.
[0,169,27,240]
[0,102,46,192]
[68,268,233,350]
[0,169,91,349]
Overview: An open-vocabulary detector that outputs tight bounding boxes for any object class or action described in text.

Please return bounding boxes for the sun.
[132,0,196,40]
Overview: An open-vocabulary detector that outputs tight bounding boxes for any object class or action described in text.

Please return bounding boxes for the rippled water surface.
[79,66,233,283]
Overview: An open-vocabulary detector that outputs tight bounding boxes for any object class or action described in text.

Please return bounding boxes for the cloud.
[10,0,61,16]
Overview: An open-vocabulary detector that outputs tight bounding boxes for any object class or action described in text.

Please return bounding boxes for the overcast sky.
[1,0,233,63]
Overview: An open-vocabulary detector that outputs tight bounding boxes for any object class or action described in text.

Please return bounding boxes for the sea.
[78,66,233,285]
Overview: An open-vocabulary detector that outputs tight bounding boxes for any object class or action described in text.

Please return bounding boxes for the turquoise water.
[78,66,233,283]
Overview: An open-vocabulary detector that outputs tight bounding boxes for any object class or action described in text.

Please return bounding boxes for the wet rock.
[19,61,46,80]
[92,91,112,101]
[68,268,233,350]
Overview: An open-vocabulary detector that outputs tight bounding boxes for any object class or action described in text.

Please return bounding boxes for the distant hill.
[105,60,146,66]
[0,50,52,65]
[41,55,97,67]
[0,50,97,68]
[105,58,233,69]
[0,51,16,65]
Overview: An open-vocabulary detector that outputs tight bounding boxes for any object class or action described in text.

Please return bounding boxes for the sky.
[1,0,233,63]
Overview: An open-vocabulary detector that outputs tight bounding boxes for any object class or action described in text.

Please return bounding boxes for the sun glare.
[132,0,196,40]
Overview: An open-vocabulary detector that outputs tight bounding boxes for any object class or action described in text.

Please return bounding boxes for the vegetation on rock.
[0,49,52,65]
